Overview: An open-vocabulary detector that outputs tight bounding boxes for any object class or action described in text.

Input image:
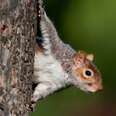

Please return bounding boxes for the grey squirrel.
[32,0,103,102]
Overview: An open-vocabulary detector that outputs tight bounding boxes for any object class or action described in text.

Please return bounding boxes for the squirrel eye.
[83,69,94,78]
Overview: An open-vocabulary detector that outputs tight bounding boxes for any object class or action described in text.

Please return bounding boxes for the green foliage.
[31,0,116,116]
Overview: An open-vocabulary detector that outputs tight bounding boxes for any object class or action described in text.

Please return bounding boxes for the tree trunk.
[0,0,36,115]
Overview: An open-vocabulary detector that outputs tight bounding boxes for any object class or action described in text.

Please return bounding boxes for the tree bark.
[0,0,36,115]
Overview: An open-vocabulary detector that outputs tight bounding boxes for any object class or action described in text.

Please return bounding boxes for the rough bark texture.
[0,0,36,115]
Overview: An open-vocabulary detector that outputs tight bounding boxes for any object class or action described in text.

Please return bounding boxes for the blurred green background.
[31,0,116,116]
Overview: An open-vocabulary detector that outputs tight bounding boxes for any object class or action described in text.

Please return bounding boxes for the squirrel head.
[72,51,103,93]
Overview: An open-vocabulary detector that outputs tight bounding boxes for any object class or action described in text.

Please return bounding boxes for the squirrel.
[32,0,103,102]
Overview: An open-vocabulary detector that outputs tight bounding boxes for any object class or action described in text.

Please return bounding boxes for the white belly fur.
[34,52,68,85]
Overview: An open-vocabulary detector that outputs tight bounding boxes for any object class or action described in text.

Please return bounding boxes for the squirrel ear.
[86,54,94,61]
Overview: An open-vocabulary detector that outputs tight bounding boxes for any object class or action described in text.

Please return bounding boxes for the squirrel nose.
[98,84,103,91]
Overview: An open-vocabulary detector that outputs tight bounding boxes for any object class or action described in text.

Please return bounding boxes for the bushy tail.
[38,0,62,55]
